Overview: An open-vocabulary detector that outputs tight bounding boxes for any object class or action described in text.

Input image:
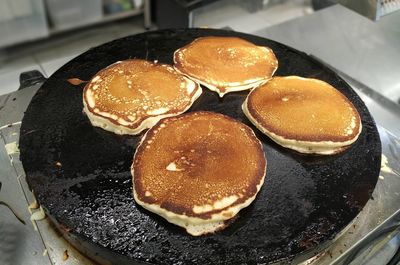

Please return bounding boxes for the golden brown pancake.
[83,59,202,135]
[243,76,362,155]
[132,111,266,236]
[174,36,278,97]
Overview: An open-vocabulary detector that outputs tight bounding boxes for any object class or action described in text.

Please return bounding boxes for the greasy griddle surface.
[20,29,381,264]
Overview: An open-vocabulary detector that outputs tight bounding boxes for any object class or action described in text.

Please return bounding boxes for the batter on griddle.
[243,76,362,155]
[174,36,278,97]
[132,111,267,236]
[83,59,202,135]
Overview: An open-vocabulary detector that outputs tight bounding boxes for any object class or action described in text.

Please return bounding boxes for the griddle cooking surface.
[20,29,381,264]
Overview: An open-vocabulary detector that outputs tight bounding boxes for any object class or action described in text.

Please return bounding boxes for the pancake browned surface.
[243,76,362,155]
[174,36,278,97]
[83,59,201,135]
[132,111,266,236]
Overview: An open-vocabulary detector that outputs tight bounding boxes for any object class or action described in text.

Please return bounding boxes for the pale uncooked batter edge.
[242,97,362,155]
[83,81,202,135]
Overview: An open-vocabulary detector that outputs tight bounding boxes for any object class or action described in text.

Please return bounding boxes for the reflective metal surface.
[0,127,50,265]
[338,0,400,20]
[0,85,94,265]
[338,0,380,20]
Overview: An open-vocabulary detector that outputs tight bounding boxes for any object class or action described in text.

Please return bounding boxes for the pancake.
[243,76,362,155]
[173,36,278,97]
[132,111,266,236]
[83,59,202,135]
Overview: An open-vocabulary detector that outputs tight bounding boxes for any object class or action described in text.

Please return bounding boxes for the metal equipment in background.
[339,0,400,20]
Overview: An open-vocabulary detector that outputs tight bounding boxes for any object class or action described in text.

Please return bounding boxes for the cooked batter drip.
[68,78,87,85]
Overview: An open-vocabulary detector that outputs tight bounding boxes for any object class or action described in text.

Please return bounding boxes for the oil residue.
[381,154,394,174]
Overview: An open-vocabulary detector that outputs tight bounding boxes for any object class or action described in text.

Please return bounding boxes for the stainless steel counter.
[0,84,94,265]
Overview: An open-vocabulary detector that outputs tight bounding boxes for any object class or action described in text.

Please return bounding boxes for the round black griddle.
[20,29,381,264]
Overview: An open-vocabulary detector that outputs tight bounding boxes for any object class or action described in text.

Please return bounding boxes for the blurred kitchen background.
[1,0,400,135]
[0,0,317,96]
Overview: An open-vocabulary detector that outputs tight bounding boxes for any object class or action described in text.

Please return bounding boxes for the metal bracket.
[19,70,46,91]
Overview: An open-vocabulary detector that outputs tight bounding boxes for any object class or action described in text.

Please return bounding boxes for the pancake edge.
[174,66,270,97]
[131,112,267,236]
[132,168,266,236]
[242,97,362,155]
[82,78,202,135]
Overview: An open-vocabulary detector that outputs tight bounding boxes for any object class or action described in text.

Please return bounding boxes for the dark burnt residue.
[290,216,338,253]
[19,29,381,265]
